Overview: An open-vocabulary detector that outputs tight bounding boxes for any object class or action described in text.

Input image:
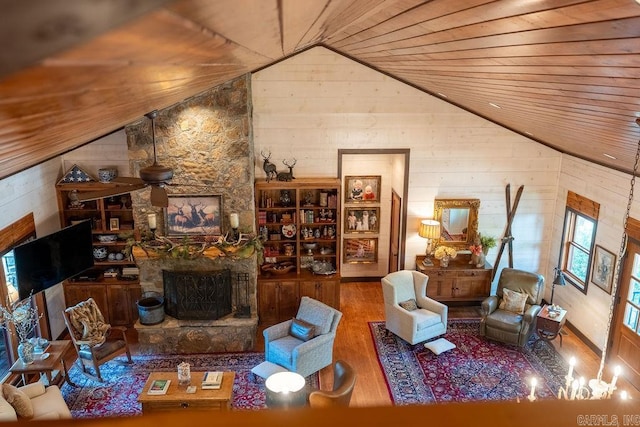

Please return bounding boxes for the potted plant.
[479,234,497,255]
[0,296,42,364]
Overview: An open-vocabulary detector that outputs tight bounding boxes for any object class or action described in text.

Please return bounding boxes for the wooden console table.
[415,255,492,304]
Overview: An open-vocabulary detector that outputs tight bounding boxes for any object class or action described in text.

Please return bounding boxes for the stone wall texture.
[124,75,258,347]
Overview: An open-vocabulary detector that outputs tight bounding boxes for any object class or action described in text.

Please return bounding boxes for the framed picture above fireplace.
[165,194,222,236]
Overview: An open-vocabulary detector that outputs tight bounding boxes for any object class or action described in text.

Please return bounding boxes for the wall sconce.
[419,219,441,266]
[229,213,239,241]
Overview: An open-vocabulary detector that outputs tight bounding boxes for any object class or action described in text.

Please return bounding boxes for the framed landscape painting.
[164,194,222,236]
[343,237,378,264]
[591,244,615,294]
[344,207,380,234]
[344,176,381,203]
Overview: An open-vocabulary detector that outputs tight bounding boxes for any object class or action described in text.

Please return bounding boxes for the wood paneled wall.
[252,47,560,280]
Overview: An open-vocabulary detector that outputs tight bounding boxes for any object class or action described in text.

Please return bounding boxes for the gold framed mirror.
[433,199,480,250]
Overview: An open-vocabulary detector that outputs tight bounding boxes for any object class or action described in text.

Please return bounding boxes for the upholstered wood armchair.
[309,359,356,408]
[63,298,132,381]
[381,270,448,345]
[480,268,544,347]
[263,296,342,378]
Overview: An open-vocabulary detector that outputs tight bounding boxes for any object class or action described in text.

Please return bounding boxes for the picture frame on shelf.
[591,244,615,294]
[344,207,380,234]
[164,194,222,236]
[344,176,381,203]
[343,237,378,264]
[109,217,120,231]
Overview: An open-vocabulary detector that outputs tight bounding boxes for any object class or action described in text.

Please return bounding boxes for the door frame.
[337,148,410,271]
[609,216,640,390]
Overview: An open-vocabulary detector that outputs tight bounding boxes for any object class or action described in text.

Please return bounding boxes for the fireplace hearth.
[163,269,232,320]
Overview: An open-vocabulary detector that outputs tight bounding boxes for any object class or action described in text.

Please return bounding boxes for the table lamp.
[419,219,441,266]
[265,371,307,408]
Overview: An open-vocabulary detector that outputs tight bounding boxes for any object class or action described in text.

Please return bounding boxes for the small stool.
[250,361,288,382]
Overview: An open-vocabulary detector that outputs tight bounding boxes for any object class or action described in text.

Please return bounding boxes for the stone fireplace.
[163,269,232,320]
[127,75,259,354]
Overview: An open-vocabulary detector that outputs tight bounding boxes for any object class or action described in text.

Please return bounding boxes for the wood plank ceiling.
[1,0,639,180]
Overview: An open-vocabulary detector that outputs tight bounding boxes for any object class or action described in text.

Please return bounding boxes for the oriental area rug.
[60,352,319,418]
[370,319,569,405]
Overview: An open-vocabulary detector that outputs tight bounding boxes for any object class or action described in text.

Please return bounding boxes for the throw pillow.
[499,288,528,314]
[1,384,33,419]
[398,298,418,311]
[424,338,456,355]
[290,318,316,341]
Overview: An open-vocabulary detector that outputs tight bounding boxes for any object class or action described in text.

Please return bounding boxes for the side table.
[9,340,75,387]
[535,305,567,346]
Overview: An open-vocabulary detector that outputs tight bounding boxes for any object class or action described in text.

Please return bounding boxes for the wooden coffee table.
[138,371,235,414]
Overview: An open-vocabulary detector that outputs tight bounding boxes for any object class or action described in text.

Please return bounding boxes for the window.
[558,191,599,294]
[622,253,640,335]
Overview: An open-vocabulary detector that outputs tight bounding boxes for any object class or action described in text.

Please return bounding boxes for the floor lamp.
[419,219,441,266]
[550,266,566,305]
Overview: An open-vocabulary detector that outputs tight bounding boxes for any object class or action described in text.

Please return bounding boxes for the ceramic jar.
[93,246,108,260]
[98,167,118,183]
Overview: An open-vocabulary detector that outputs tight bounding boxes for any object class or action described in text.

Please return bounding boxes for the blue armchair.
[263,296,342,378]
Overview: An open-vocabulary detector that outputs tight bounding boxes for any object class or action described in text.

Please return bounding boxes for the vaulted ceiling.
[1,0,639,180]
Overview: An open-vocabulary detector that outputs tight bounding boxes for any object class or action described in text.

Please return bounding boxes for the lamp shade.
[553,268,566,286]
[419,219,441,239]
[265,371,307,408]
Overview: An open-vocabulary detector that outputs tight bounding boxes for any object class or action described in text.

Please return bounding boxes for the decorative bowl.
[261,262,295,275]
[97,234,118,243]
[303,242,317,254]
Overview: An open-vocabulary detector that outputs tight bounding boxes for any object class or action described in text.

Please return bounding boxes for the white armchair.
[381,270,448,345]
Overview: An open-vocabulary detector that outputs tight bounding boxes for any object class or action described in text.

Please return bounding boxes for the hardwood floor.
[125,281,639,404]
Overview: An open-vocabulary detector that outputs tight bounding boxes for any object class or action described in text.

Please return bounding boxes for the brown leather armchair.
[308,360,356,408]
[480,268,544,347]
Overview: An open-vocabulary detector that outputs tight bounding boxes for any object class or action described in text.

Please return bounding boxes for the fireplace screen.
[163,269,232,320]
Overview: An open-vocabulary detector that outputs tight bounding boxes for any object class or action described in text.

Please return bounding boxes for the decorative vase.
[17,340,35,365]
[440,256,450,268]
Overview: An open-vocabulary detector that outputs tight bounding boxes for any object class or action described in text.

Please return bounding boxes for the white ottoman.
[251,361,288,382]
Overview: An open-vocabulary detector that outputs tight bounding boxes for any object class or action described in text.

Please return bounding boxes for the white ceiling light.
[603,153,617,160]
[437,92,447,98]
[489,102,502,109]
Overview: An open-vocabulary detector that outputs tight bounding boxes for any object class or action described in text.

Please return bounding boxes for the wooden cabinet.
[56,182,141,326]
[255,178,341,324]
[299,280,340,310]
[258,280,299,325]
[416,255,491,303]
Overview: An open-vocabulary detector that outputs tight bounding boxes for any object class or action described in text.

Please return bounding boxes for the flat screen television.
[14,220,94,300]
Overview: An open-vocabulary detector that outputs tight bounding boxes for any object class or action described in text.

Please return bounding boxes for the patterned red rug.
[60,352,319,418]
[370,319,569,404]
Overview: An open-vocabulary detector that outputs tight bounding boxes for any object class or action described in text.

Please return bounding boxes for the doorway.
[388,189,402,273]
[337,149,410,278]
[610,231,640,391]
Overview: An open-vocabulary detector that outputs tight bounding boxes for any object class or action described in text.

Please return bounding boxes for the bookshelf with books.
[255,178,341,325]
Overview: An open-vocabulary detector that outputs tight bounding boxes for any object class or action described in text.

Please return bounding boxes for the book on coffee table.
[201,371,223,389]
[147,379,170,395]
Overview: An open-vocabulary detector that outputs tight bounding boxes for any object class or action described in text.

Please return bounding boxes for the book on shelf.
[147,379,170,395]
[201,371,223,389]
